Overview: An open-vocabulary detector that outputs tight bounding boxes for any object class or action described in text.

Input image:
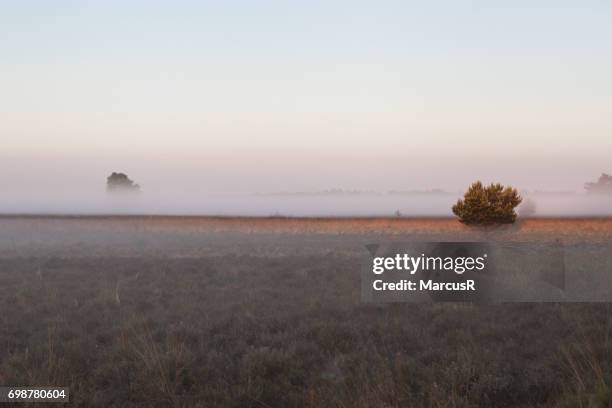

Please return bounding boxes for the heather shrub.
[452,181,522,225]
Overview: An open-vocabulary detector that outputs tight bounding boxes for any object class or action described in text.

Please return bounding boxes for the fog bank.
[1,190,611,217]
[1,152,610,216]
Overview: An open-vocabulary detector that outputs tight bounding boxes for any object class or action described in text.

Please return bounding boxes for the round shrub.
[452,182,522,225]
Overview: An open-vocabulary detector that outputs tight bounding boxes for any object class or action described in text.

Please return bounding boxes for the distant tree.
[584,173,612,194]
[106,172,140,193]
[452,182,522,225]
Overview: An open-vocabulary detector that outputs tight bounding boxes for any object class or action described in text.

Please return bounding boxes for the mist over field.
[2,187,612,217]
[0,151,610,216]
[3,2,612,406]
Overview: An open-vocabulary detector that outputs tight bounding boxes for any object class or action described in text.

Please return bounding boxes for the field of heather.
[0,217,611,407]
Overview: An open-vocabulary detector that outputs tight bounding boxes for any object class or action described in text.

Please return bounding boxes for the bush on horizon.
[452,181,522,225]
[107,172,140,193]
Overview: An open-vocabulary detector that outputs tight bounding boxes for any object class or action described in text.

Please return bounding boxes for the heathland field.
[0,217,611,407]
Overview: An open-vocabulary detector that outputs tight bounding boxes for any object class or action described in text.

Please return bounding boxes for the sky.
[1,1,612,210]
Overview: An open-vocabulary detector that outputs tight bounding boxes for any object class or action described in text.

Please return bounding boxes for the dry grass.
[0,217,611,407]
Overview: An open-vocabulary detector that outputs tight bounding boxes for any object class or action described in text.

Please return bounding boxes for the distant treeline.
[254,188,453,197]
